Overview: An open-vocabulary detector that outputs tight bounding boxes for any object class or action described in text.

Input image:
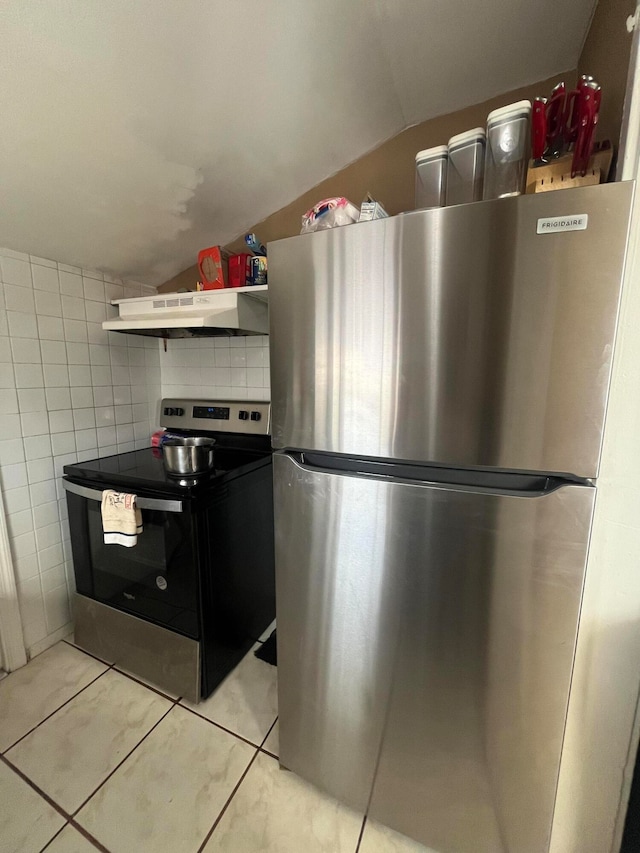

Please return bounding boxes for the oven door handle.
[62,480,184,513]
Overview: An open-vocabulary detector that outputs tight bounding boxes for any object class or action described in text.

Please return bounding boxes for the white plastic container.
[415,145,448,209]
[483,100,531,200]
[446,128,486,206]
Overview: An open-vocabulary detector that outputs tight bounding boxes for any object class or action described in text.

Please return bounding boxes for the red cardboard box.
[197,246,229,289]
[228,253,252,288]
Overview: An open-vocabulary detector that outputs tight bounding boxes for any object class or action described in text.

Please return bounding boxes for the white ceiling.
[0,0,596,284]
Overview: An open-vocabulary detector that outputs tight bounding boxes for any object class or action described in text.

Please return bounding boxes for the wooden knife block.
[525,142,613,194]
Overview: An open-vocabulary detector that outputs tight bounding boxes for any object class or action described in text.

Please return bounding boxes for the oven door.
[64,479,199,639]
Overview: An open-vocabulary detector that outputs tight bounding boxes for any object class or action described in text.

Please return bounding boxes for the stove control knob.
[250,411,262,421]
[238,410,249,420]
[164,407,174,416]
[175,408,184,416]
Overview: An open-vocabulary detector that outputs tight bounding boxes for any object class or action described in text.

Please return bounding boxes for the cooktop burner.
[64,398,272,496]
[64,445,270,496]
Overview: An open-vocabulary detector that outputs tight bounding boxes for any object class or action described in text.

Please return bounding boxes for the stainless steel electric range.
[63,398,275,703]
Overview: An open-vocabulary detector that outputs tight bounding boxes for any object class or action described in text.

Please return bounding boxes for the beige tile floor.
[0,639,430,853]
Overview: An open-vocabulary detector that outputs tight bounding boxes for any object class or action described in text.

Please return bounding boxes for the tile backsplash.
[0,247,161,658]
[160,336,270,402]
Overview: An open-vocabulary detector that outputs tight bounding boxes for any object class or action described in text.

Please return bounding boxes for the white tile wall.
[160,335,270,402]
[0,247,161,657]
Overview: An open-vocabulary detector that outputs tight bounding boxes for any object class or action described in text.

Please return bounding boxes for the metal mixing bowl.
[162,436,216,476]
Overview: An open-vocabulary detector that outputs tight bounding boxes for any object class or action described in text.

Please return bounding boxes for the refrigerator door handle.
[279,451,590,498]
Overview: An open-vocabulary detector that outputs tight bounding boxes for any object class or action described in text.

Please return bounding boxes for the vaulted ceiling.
[0,0,596,284]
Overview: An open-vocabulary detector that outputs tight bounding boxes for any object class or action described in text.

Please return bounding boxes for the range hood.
[102,286,269,338]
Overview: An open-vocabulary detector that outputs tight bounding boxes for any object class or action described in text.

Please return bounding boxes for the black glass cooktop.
[64,445,271,496]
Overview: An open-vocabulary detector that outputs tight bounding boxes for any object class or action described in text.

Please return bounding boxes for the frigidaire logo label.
[537,214,588,234]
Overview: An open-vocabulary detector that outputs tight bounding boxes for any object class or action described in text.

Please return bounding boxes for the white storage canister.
[483,100,531,200]
[446,128,486,206]
[415,145,448,209]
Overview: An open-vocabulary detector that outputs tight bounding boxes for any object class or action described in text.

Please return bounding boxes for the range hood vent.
[153,296,195,309]
[103,287,269,338]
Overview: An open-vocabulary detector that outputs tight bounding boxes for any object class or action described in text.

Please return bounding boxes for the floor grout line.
[259,715,278,747]
[71,702,176,819]
[61,638,112,667]
[0,752,71,823]
[1,664,113,755]
[65,817,110,852]
[111,666,181,702]
[38,820,69,852]
[196,715,279,853]
[257,715,278,759]
[178,701,272,751]
[259,746,279,759]
[196,747,261,853]
[354,814,368,853]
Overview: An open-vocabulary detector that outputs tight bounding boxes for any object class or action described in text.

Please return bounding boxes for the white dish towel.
[101,490,143,547]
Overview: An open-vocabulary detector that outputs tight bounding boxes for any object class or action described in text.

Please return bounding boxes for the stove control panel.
[192,406,230,420]
[160,399,270,435]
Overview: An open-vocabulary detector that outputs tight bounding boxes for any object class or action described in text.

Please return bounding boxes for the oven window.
[79,498,199,639]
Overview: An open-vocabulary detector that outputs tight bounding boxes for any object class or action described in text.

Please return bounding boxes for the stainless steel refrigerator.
[268,182,634,853]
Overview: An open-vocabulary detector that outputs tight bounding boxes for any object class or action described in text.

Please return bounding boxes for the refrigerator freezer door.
[269,182,634,479]
[274,452,595,853]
